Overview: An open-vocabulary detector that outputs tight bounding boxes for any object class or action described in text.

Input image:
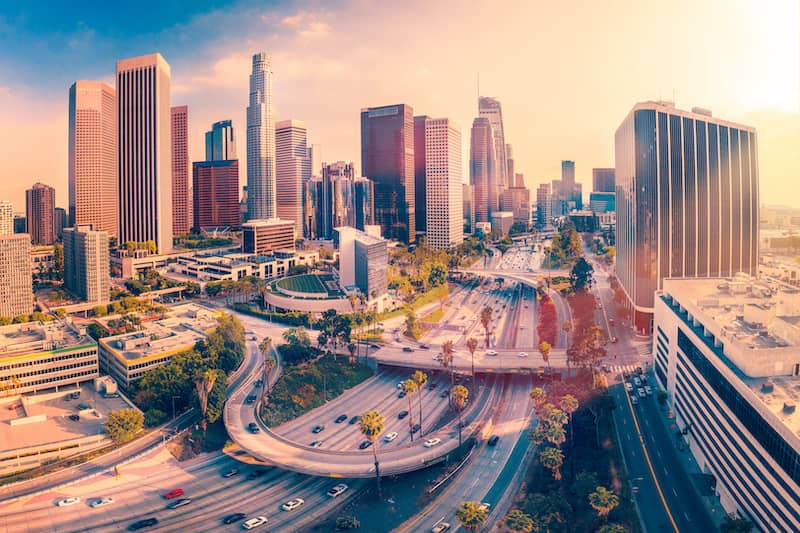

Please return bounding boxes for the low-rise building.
[170,250,318,283]
[0,321,98,395]
[589,191,615,213]
[567,210,598,233]
[242,218,295,255]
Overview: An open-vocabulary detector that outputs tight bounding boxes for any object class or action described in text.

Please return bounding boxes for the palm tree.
[194,370,217,436]
[529,387,547,414]
[263,356,276,395]
[347,342,357,364]
[451,384,469,446]
[504,510,536,533]
[441,340,456,385]
[258,335,272,369]
[539,447,564,480]
[538,340,551,369]
[412,370,428,433]
[402,379,418,441]
[480,305,493,347]
[559,394,579,444]
[545,423,566,447]
[588,486,620,522]
[466,337,479,389]
[546,406,569,428]
[359,410,385,499]
[455,501,489,532]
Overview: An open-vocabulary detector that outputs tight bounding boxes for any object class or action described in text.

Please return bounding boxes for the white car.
[281,498,305,511]
[56,497,81,507]
[242,516,268,529]
[423,438,441,448]
[327,483,348,497]
[384,431,398,442]
[431,521,451,533]
[517,351,528,358]
[486,350,498,356]
[644,385,653,396]
[637,388,646,398]
[90,497,114,508]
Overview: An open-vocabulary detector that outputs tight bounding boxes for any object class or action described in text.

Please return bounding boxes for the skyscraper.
[413,115,430,234]
[425,118,463,249]
[360,104,415,243]
[463,184,474,234]
[275,120,308,234]
[320,161,356,239]
[478,96,508,190]
[193,160,240,231]
[561,160,575,189]
[470,117,496,223]
[117,53,173,253]
[205,119,237,161]
[353,177,374,231]
[592,168,615,192]
[506,143,514,184]
[514,172,525,188]
[26,182,56,245]
[0,201,13,235]
[615,101,759,333]
[63,224,110,303]
[246,52,276,221]
[68,81,118,236]
[0,234,32,318]
[536,183,552,229]
[54,207,67,240]
[171,105,191,235]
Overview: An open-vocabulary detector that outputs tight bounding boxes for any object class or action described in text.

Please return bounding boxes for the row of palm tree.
[529,387,578,480]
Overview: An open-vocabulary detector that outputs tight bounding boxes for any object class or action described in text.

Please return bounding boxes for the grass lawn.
[380,284,450,320]
[261,355,374,427]
[274,273,326,294]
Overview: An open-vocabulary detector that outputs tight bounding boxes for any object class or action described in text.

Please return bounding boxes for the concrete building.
[592,167,615,193]
[478,96,509,190]
[193,160,240,231]
[0,201,12,235]
[589,191,616,213]
[205,119,237,161]
[117,53,173,253]
[413,115,430,234]
[171,105,191,235]
[334,226,388,300]
[26,183,56,245]
[0,321,98,395]
[536,183,552,229]
[275,120,308,232]
[246,52,277,221]
[68,81,118,236]
[360,104,415,243]
[470,117,496,223]
[242,218,295,255]
[463,184,474,234]
[0,234,33,318]
[424,118,463,249]
[616,102,759,333]
[171,250,318,283]
[490,211,514,238]
[500,186,531,225]
[63,224,110,304]
[654,276,800,532]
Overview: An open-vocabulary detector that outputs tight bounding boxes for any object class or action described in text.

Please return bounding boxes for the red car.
[163,488,184,500]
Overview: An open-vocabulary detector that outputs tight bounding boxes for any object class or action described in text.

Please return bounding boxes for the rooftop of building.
[629,101,755,131]
[0,320,94,359]
[242,218,295,228]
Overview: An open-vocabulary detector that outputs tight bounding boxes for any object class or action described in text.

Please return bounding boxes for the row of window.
[8,358,97,381]
[0,350,98,373]
[16,368,97,391]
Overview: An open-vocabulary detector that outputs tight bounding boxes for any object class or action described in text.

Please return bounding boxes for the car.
[624,383,633,392]
[242,516,268,529]
[56,497,81,507]
[431,521,451,532]
[224,513,247,524]
[423,438,441,448]
[245,395,256,405]
[644,385,653,396]
[396,382,404,389]
[246,469,268,480]
[281,497,305,511]
[128,518,159,531]
[248,422,260,433]
[167,497,192,509]
[77,402,90,410]
[440,389,450,398]
[68,414,80,421]
[398,410,409,419]
[478,502,491,512]
[253,379,263,388]
[103,392,120,399]
[398,390,406,398]
[637,388,646,398]
[420,343,430,349]
[359,440,373,449]
[223,468,240,478]
[427,383,437,390]
[370,343,381,349]
[611,337,618,343]
[486,350,498,356]
[432,354,442,361]
[395,337,402,342]
[309,440,324,448]
[402,347,413,353]
[384,431,398,442]
[518,351,528,358]
[411,423,421,434]
[69,391,81,399]
[334,414,348,424]
[349,415,361,425]
[90,497,115,508]
[631,396,639,405]
[312,424,325,434]
[609,318,615,325]
[327,483,349,497]
[633,377,641,387]
[487,435,500,446]
[163,488,185,499]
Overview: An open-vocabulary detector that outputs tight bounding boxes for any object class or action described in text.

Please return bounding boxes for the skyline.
[0,0,798,211]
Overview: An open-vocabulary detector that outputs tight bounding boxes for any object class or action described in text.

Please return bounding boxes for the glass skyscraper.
[615,101,759,333]
[246,52,276,221]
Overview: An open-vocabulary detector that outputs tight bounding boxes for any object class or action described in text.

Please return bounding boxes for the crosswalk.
[606,363,641,374]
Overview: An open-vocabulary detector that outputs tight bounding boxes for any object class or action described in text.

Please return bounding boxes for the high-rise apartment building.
[117,53,173,253]
[470,117,496,223]
[26,182,56,245]
[275,120,308,234]
[592,167,615,192]
[246,52,276,221]
[425,118,463,249]
[171,105,190,235]
[413,115,430,234]
[68,81,118,236]
[0,234,33,318]
[205,119,237,161]
[360,104,415,243]
[63,224,110,303]
[478,97,509,191]
[193,160,241,231]
[0,201,13,235]
[536,183,552,229]
[615,101,759,333]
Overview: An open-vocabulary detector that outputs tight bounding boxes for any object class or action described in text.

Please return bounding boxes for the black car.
[419,344,430,350]
[487,435,500,446]
[402,347,413,353]
[245,395,256,405]
[358,440,372,450]
[411,423,420,434]
[254,380,263,388]
[68,414,80,422]
[223,513,247,525]
[248,422,260,433]
[440,389,450,398]
[222,468,239,478]
[247,469,268,480]
[348,416,361,425]
[167,497,192,509]
[398,390,406,399]
[128,518,158,531]
[398,410,409,420]
[312,424,325,434]
[334,414,348,424]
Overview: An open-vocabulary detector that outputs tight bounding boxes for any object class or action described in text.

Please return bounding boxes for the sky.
[0,0,798,211]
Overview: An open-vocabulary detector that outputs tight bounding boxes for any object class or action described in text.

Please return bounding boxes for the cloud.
[281,13,306,26]
[298,21,330,40]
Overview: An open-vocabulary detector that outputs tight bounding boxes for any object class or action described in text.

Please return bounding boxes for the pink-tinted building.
[470,117,496,223]
[26,183,56,245]
[171,105,190,235]
[193,160,241,231]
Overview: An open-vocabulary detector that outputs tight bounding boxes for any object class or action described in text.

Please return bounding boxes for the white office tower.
[247,52,277,220]
[275,119,308,234]
[424,118,463,249]
[0,201,13,235]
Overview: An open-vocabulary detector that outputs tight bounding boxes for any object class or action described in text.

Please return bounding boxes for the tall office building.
[63,224,110,303]
[592,168,615,192]
[307,144,321,179]
[561,160,575,189]
[360,104,415,243]
[478,96,508,190]
[334,226,388,300]
[0,234,32,318]
[413,115,430,234]
[13,215,26,234]
[615,101,759,333]
[241,218,295,254]
[463,184,474,234]
[117,53,173,253]
[425,118,463,249]
[560,160,582,209]
[0,201,13,235]
[318,161,356,239]
[54,207,68,240]
[506,143,514,184]
[68,81,118,236]
[470,117,496,223]
[275,120,308,234]
[193,160,240,231]
[205,119,237,161]
[536,183,552,229]
[500,187,531,225]
[246,52,276,221]
[353,177,374,231]
[26,183,56,245]
[171,105,190,235]
[514,172,525,188]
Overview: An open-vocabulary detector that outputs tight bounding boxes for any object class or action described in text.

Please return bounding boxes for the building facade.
[0,201,13,235]
[413,115,429,234]
[592,167,615,192]
[117,53,173,253]
[478,96,508,190]
[26,183,56,246]
[68,81,118,236]
[171,105,191,235]
[63,224,110,303]
[353,177,374,231]
[334,226,388,300]
[242,218,295,255]
[615,102,759,333]
[192,160,241,231]
[0,234,32,318]
[205,119,237,161]
[424,118,463,249]
[470,117,496,223]
[462,184,474,234]
[589,192,616,213]
[246,52,276,221]
[490,211,514,238]
[275,119,308,233]
[501,186,531,225]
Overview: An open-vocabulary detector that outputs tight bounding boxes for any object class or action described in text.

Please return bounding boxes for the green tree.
[402,378,418,441]
[588,486,620,521]
[427,261,448,287]
[598,524,627,533]
[194,369,218,435]
[405,309,420,340]
[104,408,144,444]
[539,447,564,480]
[281,326,313,365]
[480,305,493,347]
[451,384,469,446]
[538,341,551,369]
[504,509,536,533]
[559,394,579,443]
[720,515,755,533]
[358,410,384,499]
[529,387,547,413]
[412,370,428,433]
[441,340,456,385]
[569,257,595,292]
[455,501,489,532]
[573,471,600,502]
[93,305,108,318]
[466,337,479,387]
